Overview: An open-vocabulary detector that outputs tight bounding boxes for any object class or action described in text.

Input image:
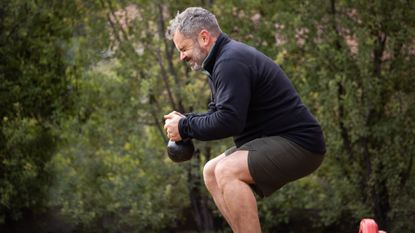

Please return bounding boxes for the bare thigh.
[203,153,227,183]
[215,150,255,184]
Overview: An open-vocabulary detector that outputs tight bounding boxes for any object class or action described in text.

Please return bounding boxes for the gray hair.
[166,7,221,40]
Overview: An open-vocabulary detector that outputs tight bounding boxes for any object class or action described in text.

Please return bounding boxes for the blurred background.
[1,0,414,232]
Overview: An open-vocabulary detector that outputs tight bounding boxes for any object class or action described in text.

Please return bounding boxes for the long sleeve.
[178,60,252,141]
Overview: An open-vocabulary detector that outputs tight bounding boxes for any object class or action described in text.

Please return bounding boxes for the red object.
[359,218,379,233]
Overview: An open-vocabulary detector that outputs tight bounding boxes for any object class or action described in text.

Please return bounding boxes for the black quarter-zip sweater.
[179,33,326,154]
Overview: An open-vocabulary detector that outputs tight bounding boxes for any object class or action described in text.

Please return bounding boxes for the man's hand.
[164,111,185,142]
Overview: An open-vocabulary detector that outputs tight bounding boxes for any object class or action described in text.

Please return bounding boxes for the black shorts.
[225,136,324,198]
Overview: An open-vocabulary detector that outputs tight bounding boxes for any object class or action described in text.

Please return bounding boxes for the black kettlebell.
[167,139,194,162]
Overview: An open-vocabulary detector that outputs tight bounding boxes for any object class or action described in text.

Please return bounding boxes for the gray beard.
[191,63,203,71]
[190,44,208,71]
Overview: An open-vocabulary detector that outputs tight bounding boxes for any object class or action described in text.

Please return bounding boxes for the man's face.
[173,31,209,71]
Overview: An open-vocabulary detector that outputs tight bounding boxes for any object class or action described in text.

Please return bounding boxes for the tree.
[256,0,415,231]
[0,0,82,226]
[2,1,414,232]
[92,1,222,231]
[47,1,222,232]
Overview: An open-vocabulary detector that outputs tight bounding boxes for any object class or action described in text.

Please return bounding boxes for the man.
[163,7,325,233]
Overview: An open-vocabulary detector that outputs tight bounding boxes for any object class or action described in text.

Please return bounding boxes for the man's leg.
[215,150,261,233]
[203,151,261,233]
[203,153,236,230]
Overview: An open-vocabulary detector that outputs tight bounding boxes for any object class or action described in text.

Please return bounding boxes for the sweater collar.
[202,33,230,75]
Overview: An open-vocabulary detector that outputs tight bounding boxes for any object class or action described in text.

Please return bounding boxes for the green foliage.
[0,0,81,223]
[253,0,415,232]
[0,117,55,222]
[1,0,414,232]
[46,61,190,232]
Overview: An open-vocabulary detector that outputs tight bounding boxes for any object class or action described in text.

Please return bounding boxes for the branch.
[337,83,353,157]
[149,94,168,144]
[373,31,387,78]
[400,151,413,189]
[157,4,179,83]
[156,4,186,113]
[105,0,130,42]
[329,0,354,158]
[101,0,142,62]
[155,48,177,111]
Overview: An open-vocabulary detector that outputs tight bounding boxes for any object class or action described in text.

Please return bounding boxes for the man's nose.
[180,52,187,61]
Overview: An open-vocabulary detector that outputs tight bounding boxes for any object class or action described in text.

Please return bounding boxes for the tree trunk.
[187,150,215,232]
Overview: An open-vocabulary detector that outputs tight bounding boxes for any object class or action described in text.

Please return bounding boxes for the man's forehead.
[173,31,193,47]
[173,30,184,42]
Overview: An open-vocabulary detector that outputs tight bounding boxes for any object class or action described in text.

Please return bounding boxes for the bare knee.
[203,159,217,190]
[214,160,239,190]
[203,154,227,189]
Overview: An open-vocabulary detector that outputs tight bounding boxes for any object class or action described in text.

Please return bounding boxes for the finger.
[164,111,184,119]
[172,111,184,117]
[164,114,174,119]
[170,135,176,141]
[172,134,182,142]
[164,112,173,119]
[163,119,171,130]
[166,111,178,117]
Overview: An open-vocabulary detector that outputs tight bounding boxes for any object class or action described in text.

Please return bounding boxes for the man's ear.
[198,29,211,48]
